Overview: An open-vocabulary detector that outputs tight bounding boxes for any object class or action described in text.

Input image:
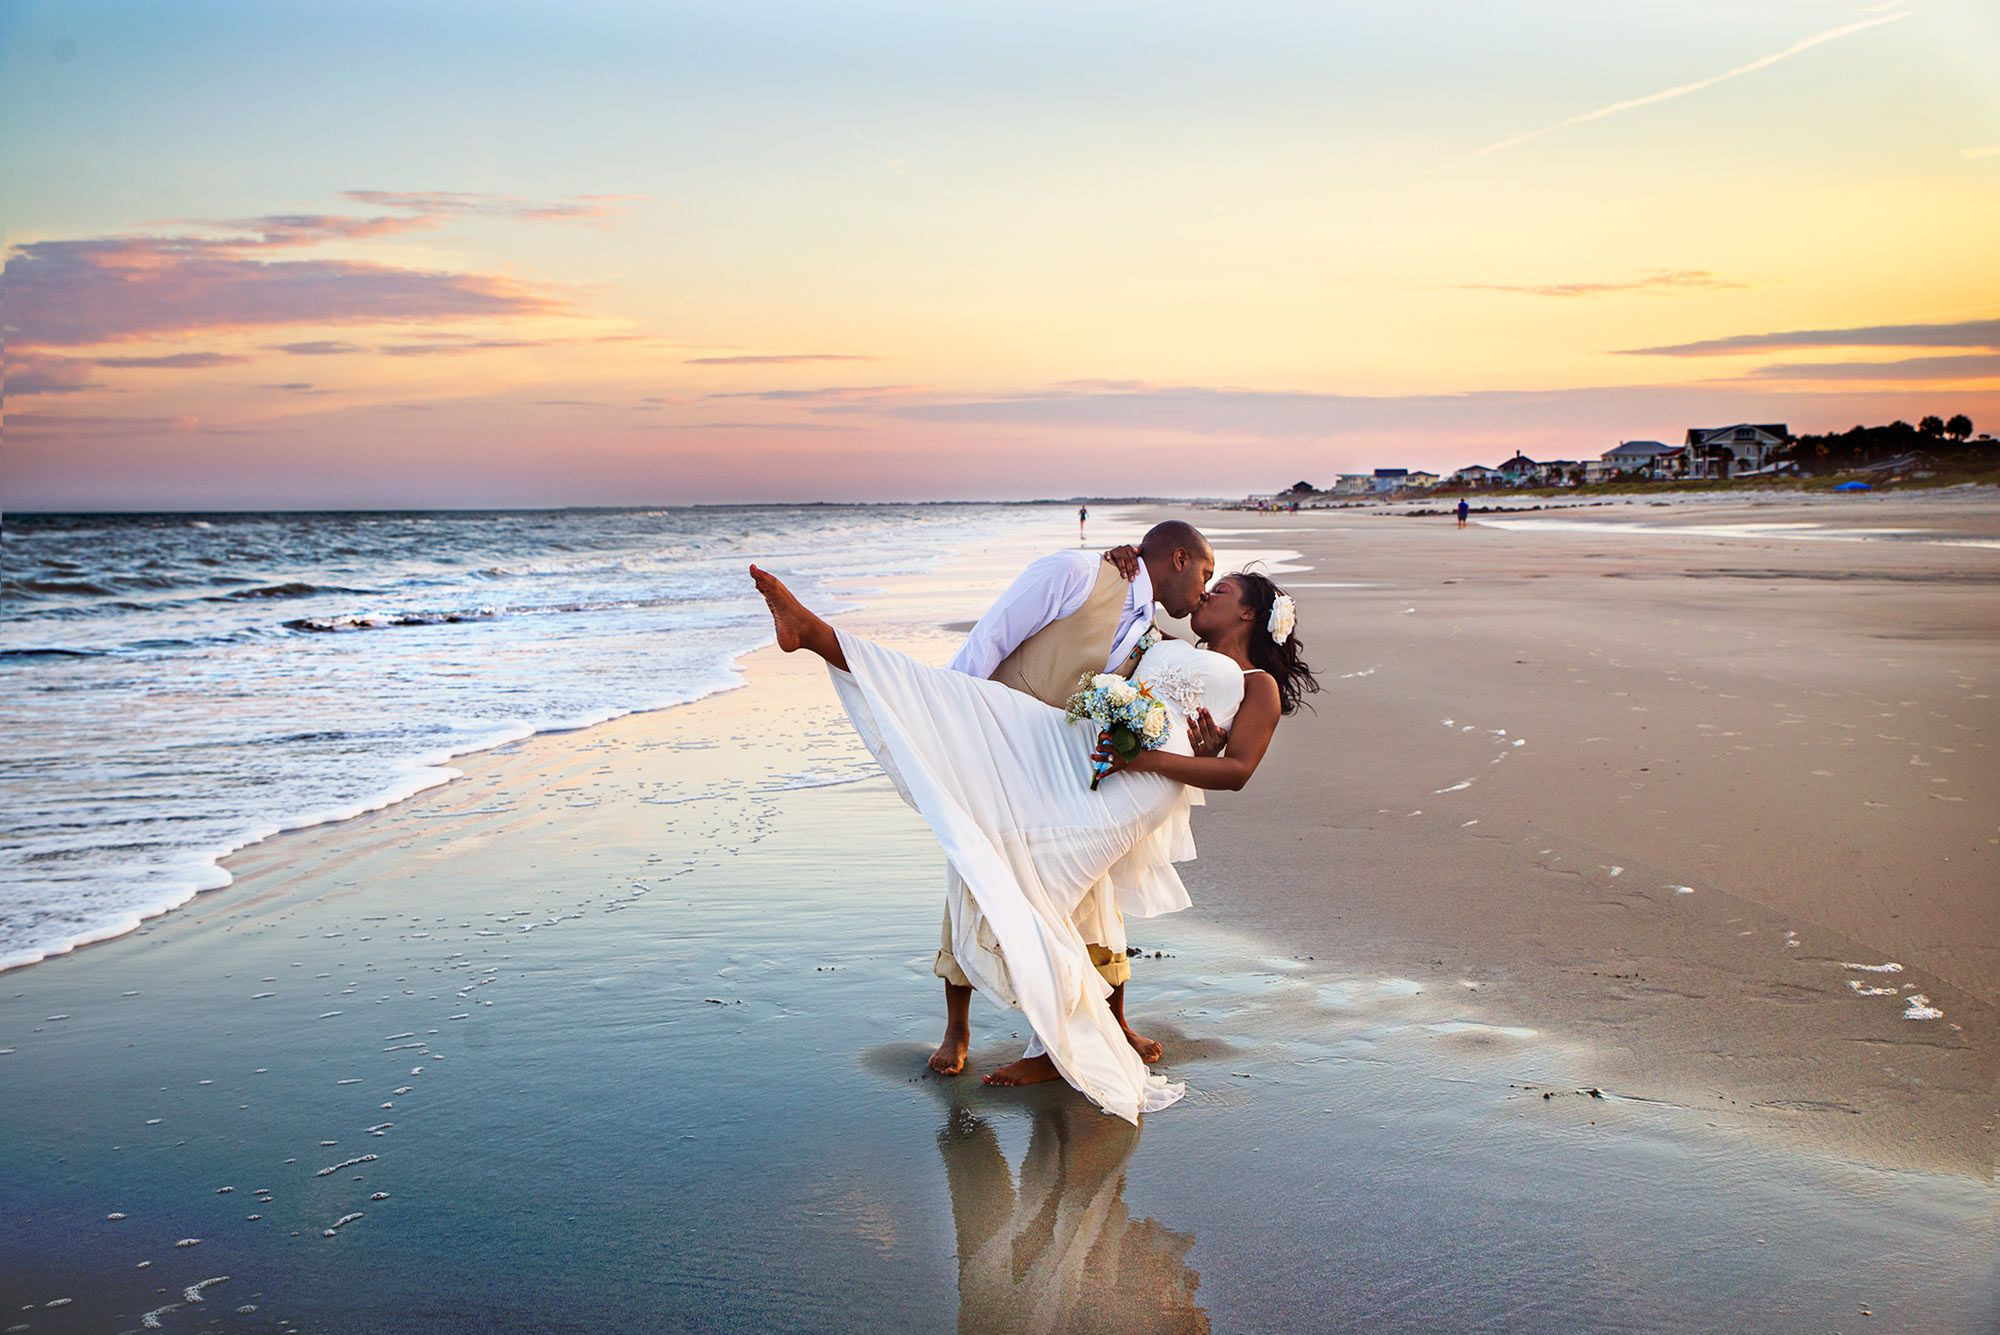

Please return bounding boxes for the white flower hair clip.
[1267,593,1296,645]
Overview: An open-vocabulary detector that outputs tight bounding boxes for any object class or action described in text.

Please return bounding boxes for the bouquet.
[1065,672,1170,790]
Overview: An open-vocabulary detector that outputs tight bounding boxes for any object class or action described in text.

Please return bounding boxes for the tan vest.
[990,556,1136,706]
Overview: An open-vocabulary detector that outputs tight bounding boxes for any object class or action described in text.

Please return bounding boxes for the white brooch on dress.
[1267,594,1296,645]
[1138,664,1205,716]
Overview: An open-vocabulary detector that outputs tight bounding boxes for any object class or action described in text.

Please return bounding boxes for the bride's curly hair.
[1229,570,1321,715]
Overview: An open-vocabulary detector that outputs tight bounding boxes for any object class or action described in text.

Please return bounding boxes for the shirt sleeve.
[948,550,1099,678]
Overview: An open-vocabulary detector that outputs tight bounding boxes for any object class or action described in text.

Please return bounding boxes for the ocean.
[0,504,1047,972]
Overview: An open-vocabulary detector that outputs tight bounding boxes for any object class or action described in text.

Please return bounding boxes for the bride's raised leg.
[748,565,847,670]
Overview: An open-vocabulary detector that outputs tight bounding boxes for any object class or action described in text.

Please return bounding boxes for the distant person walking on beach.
[1078,505,1089,542]
[1456,498,1470,529]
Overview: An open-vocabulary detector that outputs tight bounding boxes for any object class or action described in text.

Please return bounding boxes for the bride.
[749,562,1319,1122]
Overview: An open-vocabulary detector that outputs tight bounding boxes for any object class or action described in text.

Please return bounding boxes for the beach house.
[1683,424,1790,478]
[1588,439,1681,482]
[1451,464,1501,486]
[1497,453,1539,486]
[1372,468,1411,493]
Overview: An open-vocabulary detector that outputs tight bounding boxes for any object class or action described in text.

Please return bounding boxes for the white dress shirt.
[949,550,1155,680]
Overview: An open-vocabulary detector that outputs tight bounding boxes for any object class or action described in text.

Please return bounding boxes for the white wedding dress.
[828,634,1250,1123]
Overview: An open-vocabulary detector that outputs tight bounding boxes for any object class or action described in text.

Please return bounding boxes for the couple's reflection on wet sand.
[934,1087,1210,1334]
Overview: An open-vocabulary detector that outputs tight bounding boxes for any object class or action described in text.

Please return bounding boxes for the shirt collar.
[1125,560,1154,617]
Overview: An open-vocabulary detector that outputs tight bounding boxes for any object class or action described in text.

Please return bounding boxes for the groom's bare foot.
[983,1054,1060,1087]
[929,1026,970,1077]
[748,565,806,652]
[1123,1025,1164,1064]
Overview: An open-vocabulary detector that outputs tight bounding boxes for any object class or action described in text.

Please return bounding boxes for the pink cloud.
[680,421,858,432]
[3,190,631,349]
[4,235,562,347]
[269,340,368,355]
[340,190,642,223]
[704,384,925,403]
[6,352,101,396]
[94,351,248,369]
[1620,318,2000,357]
[377,338,548,356]
[685,353,878,365]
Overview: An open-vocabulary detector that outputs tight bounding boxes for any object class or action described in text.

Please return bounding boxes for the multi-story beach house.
[1404,470,1441,489]
[1591,439,1681,481]
[1683,423,1790,478]
[1451,464,1502,486]
[1372,468,1411,493]
[1332,473,1376,497]
[1497,453,1539,485]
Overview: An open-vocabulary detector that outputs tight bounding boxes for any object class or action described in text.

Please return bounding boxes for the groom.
[930,519,1216,1080]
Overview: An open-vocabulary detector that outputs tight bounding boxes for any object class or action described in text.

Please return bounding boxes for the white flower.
[1267,594,1297,645]
[1143,705,1168,741]
[1090,673,1123,692]
[1106,681,1139,707]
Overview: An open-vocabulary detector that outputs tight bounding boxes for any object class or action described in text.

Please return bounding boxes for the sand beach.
[3,496,1996,1332]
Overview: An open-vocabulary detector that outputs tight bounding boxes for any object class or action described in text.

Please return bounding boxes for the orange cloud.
[1461,269,1746,298]
[685,353,878,365]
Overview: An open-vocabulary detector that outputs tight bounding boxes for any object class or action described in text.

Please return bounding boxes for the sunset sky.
[5,0,1998,508]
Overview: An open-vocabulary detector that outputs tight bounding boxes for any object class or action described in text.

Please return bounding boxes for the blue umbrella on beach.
[1834,481,1871,492]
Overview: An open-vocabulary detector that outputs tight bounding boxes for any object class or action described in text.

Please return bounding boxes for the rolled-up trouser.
[934,904,1130,989]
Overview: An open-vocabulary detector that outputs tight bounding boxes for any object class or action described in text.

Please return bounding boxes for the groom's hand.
[1102,545,1141,581]
[1187,708,1228,757]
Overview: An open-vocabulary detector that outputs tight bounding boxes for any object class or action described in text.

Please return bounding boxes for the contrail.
[1443,7,1912,168]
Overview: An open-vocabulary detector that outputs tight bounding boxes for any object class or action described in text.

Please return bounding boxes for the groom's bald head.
[1139,521,1215,618]
[1139,520,1210,561]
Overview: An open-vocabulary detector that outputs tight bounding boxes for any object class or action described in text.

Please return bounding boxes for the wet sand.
[1185,493,1998,1177]
[2,498,1996,1331]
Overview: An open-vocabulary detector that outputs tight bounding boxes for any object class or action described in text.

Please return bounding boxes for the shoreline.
[3,496,1995,1328]
[0,506,1067,977]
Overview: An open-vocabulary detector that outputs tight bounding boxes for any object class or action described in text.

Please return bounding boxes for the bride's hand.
[1102,545,1141,580]
[1187,708,1227,757]
[1090,730,1148,777]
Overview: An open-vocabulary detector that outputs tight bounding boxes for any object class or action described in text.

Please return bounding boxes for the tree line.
[1783,414,1983,471]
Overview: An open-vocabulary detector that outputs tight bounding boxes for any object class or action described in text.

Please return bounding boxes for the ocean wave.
[285,608,500,633]
[0,647,111,660]
[223,581,371,600]
[5,578,118,597]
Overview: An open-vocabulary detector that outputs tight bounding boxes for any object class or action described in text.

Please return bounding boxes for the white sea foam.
[1,504,1050,973]
[1902,994,1943,1020]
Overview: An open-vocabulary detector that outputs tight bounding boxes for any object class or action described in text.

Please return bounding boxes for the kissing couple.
[750,520,1317,1121]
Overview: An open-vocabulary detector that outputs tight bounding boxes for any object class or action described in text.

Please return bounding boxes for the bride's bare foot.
[748,564,807,653]
[983,1054,1060,1087]
[1123,1025,1164,1065]
[929,1025,969,1077]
